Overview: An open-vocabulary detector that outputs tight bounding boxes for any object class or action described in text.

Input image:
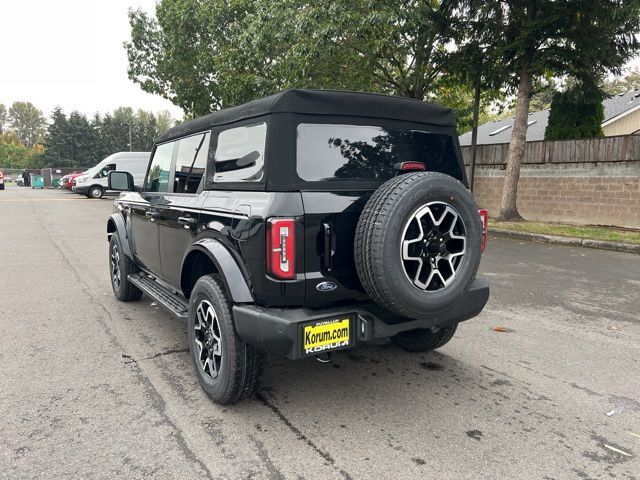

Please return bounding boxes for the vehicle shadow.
[238,338,504,432]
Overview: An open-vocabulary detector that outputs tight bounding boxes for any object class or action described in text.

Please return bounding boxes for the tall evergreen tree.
[42,107,72,166]
[67,111,98,167]
[544,80,605,140]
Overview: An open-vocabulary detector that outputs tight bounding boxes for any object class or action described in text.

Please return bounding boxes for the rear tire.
[188,275,264,405]
[89,186,104,199]
[391,324,458,352]
[109,234,142,302]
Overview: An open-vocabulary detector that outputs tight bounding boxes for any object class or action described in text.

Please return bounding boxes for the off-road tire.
[354,172,482,319]
[188,275,264,405]
[391,324,458,352]
[109,234,143,301]
[89,186,104,199]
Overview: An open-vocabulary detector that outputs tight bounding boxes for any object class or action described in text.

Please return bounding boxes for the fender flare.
[182,238,254,303]
[107,213,133,260]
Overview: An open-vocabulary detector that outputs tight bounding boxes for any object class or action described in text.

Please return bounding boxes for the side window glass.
[146,142,174,192]
[214,122,266,183]
[95,163,116,179]
[173,132,210,193]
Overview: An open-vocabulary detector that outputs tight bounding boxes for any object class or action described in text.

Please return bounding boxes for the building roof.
[459,89,640,146]
[158,89,457,143]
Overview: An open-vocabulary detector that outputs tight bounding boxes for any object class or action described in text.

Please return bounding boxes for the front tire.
[188,275,264,405]
[89,186,104,199]
[391,324,458,352]
[109,234,142,301]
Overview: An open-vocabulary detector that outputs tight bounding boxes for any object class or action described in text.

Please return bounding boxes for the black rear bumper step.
[128,273,189,318]
[233,276,490,360]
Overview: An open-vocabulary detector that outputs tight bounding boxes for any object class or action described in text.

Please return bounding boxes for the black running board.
[128,273,189,319]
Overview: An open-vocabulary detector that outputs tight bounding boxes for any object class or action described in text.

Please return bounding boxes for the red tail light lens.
[394,161,426,172]
[266,218,296,279]
[478,209,487,253]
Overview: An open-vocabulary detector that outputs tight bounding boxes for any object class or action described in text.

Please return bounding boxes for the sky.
[0,0,184,119]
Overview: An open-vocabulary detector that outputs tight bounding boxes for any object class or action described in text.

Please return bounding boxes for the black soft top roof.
[157,89,456,143]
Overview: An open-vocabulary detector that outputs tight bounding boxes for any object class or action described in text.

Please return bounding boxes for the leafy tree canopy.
[125,0,499,131]
[0,132,44,169]
[602,68,640,95]
[8,101,46,148]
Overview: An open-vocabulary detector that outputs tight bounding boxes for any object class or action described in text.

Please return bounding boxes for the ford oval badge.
[316,281,337,292]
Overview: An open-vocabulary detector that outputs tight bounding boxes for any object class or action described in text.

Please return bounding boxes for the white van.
[74,152,150,198]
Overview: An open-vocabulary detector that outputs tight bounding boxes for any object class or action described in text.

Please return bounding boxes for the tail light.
[478,209,487,253]
[266,218,296,279]
[394,161,426,172]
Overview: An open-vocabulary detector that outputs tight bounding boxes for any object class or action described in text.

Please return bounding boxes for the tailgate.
[301,191,371,307]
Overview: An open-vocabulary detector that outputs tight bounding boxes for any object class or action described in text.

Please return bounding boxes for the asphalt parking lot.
[1,185,639,480]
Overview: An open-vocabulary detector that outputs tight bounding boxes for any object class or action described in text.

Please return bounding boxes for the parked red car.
[61,172,85,190]
[0,170,5,190]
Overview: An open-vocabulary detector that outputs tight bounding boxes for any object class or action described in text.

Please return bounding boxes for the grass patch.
[490,220,640,245]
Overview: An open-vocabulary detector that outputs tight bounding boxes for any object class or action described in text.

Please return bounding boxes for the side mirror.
[108,171,134,191]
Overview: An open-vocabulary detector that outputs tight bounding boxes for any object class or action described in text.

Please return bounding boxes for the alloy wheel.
[110,244,121,289]
[194,300,222,380]
[400,201,467,292]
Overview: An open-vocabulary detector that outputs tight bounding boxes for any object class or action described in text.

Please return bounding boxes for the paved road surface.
[1,185,639,479]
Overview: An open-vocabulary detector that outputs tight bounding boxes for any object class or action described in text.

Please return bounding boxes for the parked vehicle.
[61,172,85,190]
[106,90,490,405]
[74,152,150,198]
[0,170,4,190]
[15,175,24,187]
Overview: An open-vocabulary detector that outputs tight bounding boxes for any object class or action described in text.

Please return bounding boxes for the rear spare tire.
[354,172,481,319]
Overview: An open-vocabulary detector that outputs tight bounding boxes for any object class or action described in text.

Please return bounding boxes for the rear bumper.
[234,276,489,360]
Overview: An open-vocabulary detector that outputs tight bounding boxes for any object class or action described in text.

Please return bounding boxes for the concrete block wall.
[469,162,640,228]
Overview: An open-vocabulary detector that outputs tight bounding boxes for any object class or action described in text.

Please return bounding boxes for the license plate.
[302,317,352,356]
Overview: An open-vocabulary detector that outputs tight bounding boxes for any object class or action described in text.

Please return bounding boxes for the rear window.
[296,124,462,182]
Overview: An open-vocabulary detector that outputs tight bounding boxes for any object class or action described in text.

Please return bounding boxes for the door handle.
[145,210,158,221]
[178,216,197,229]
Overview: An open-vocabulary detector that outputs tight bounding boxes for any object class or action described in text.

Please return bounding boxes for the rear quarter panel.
[197,190,306,307]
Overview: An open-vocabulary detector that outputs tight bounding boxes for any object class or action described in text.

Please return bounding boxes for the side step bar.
[128,273,189,319]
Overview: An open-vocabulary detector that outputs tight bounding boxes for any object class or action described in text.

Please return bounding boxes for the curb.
[489,229,640,255]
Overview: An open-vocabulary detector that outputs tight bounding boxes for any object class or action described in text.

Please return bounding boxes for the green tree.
[544,80,605,140]
[0,104,7,134]
[42,107,71,166]
[602,68,640,95]
[465,0,640,221]
[8,101,47,148]
[0,132,44,169]
[67,111,98,167]
[126,0,468,117]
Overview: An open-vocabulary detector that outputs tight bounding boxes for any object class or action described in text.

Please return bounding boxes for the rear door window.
[296,124,462,182]
[213,122,266,183]
[173,132,210,193]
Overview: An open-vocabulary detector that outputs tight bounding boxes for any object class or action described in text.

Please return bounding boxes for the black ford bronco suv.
[106,89,489,404]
